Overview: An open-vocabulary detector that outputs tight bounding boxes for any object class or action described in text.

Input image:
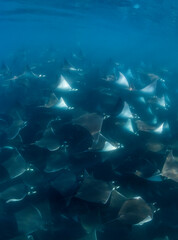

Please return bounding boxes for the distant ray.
[118,197,153,225]
[109,190,127,209]
[79,230,97,240]
[51,169,77,196]
[149,95,169,109]
[9,66,45,82]
[91,134,123,152]
[34,127,61,151]
[102,74,115,82]
[40,93,73,110]
[116,72,129,89]
[123,119,137,134]
[152,237,169,240]
[150,117,158,125]
[101,189,127,223]
[163,121,170,132]
[22,165,44,187]
[157,96,166,108]
[134,215,152,226]
[162,151,178,182]
[153,123,164,134]
[135,167,163,182]
[57,75,72,90]
[34,200,52,231]
[80,207,101,233]
[56,74,78,91]
[15,205,44,235]
[146,106,153,115]
[56,123,93,153]
[137,96,146,104]
[145,139,165,153]
[146,173,163,182]
[55,97,70,109]
[1,149,27,179]
[42,94,73,110]
[62,58,74,70]
[164,93,171,105]
[9,235,34,240]
[136,120,154,132]
[0,183,27,203]
[126,68,134,79]
[117,101,133,119]
[44,149,68,173]
[8,112,27,140]
[147,73,160,81]
[62,58,82,72]
[73,113,104,144]
[136,120,168,134]
[8,134,23,149]
[101,140,120,152]
[42,93,59,108]
[0,146,16,161]
[153,122,169,134]
[140,80,157,95]
[75,176,113,204]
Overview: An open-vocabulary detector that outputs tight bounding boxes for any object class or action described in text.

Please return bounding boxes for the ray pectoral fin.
[75,176,113,204]
[55,97,74,110]
[79,230,97,240]
[43,93,59,108]
[15,205,44,235]
[116,72,129,89]
[0,183,27,203]
[34,127,61,151]
[117,101,133,119]
[1,151,27,179]
[118,197,153,225]
[161,151,178,182]
[56,74,73,91]
[7,118,27,140]
[91,134,123,152]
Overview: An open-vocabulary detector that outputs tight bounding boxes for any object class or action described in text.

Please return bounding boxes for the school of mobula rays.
[0,51,177,240]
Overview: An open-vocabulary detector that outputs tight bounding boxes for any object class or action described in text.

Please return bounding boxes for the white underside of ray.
[102,141,118,152]
[137,96,146,104]
[150,117,158,125]
[117,102,133,119]
[153,123,164,134]
[57,75,72,91]
[6,196,26,203]
[135,215,152,226]
[165,94,170,105]
[126,68,134,79]
[153,121,169,134]
[55,97,69,109]
[22,70,43,79]
[146,174,162,182]
[123,119,134,133]
[163,121,170,131]
[160,96,166,107]
[2,154,26,179]
[116,72,129,88]
[69,67,77,71]
[147,107,153,115]
[157,96,166,108]
[140,80,157,94]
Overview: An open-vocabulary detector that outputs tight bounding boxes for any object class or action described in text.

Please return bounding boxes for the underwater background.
[0,1,178,240]
[0,0,178,66]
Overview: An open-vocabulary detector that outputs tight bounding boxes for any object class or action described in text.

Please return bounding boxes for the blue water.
[0,1,178,240]
[0,0,178,66]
